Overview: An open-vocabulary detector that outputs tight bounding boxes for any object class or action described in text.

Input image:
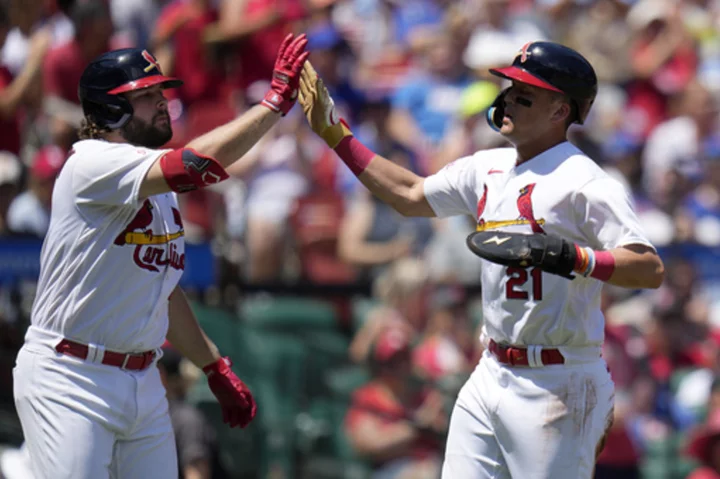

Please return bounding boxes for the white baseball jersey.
[424,142,652,361]
[29,139,184,352]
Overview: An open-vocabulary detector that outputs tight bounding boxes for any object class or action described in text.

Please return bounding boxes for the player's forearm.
[185,105,280,169]
[353,155,427,215]
[604,244,665,289]
[166,286,221,369]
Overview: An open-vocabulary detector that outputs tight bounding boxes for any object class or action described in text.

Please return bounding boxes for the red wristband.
[590,250,615,281]
[334,136,375,176]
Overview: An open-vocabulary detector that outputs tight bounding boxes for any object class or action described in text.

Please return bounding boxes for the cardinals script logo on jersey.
[476,183,546,232]
[114,200,185,272]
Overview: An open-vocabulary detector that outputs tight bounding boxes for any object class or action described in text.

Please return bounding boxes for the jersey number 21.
[505,267,543,301]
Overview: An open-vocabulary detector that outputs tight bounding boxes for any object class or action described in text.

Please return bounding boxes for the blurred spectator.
[710,376,720,414]
[595,323,642,479]
[686,409,720,479]
[349,257,428,364]
[685,145,720,247]
[344,326,447,479]
[463,0,546,80]
[287,187,356,284]
[387,27,472,173]
[0,2,50,157]
[7,145,65,237]
[625,0,699,139]
[151,0,229,109]
[111,0,168,50]
[331,0,413,94]
[642,81,719,206]
[337,187,432,282]
[0,151,21,237]
[214,0,305,91]
[564,0,633,85]
[240,106,313,282]
[43,0,116,151]
[158,343,227,479]
[431,80,503,173]
[653,257,710,328]
[412,284,470,382]
[1,0,72,77]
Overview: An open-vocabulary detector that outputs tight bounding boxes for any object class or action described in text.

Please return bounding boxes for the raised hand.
[261,33,310,115]
[298,61,353,148]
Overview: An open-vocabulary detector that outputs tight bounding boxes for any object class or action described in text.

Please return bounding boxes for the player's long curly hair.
[78,118,111,140]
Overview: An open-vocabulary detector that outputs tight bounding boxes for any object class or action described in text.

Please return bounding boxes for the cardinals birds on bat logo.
[475,183,546,232]
[517,42,532,63]
[142,50,162,73]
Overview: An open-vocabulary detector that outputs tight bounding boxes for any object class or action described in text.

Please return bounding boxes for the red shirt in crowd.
[344,382,441,462]
[232,0,304,90]
[155,2,228,106]
[43,39,112,104]
[0,66,21,155]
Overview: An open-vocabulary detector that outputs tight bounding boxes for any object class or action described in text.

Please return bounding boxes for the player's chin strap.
[486,88,509,132]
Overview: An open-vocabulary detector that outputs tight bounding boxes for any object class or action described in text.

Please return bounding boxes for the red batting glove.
[261,33,310,115]
[202,357,257,428]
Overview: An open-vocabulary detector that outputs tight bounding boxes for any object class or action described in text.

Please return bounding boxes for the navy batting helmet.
[78,48,183,129]
[486,42,597,131]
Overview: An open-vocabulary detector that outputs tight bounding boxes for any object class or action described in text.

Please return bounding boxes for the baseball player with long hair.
[12,35,309,478]
[298,42,665,478]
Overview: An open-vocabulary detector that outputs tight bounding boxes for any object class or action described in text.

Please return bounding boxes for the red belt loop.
[55,339,156,371]
[488,339,565,367]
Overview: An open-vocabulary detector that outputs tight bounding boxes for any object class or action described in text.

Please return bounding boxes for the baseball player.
[12,35,309,479]
[298,42,665,479]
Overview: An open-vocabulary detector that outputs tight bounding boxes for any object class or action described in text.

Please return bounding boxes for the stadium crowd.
[2,0,720,478]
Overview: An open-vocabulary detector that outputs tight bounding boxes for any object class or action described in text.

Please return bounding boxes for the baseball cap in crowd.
[0,151,21,187]
[31,146,66,181]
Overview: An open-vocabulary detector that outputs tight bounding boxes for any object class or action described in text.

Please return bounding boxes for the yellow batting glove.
[299,61,353,149]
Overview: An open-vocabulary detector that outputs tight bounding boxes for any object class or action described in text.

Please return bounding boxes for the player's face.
[498,82,570,142]
[120,86,172,148]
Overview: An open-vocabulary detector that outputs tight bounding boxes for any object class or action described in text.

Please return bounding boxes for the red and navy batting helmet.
[486,42,598,130]
[78,48,183,129]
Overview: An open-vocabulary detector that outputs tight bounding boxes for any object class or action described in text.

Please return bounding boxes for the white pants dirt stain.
[12,329,177,479]
[441,350,614,479]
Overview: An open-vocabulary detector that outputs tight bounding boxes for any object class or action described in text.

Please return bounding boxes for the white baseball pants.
[13,328,177,479]
[441,350,614,479]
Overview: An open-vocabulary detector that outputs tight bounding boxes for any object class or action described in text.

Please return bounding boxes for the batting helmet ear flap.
[486,88,510,132]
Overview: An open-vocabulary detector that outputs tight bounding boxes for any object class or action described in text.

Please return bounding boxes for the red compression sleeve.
[590,250,615,281]
[334,136,375,176]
